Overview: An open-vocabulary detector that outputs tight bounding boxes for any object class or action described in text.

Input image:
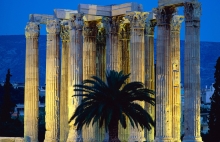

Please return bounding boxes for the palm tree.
[69,70,155,142]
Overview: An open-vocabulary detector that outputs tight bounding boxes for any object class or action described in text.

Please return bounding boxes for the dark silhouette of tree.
[0,69,16,122]
[69,70,155,142]
[208,57,220,142]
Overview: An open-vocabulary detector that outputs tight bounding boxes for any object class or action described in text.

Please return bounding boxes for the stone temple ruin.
[22,0,202,141]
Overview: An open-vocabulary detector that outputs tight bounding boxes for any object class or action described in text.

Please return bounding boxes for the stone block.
[158,0,198,7]
[0,137,24,142]
[54,9,78,19]
[83,15,102,21]
[112,2,142,16]
[78,4,111,16]
[29,14,54,24]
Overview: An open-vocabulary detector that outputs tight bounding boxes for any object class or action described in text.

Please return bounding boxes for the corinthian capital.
[83,21,97,37]
[170,15,184,32]
[25,22,40,38]
[46,19,60,34]
[68,13,84,30]
[154,6,176,26]
[60,21,69,41]
[145,20,157,36]
[184,2,201,22]
[125,11,149,28]
[102,16,122,34]
[96,22,106,45]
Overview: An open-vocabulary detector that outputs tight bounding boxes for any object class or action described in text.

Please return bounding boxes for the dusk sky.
[0,0,219,42]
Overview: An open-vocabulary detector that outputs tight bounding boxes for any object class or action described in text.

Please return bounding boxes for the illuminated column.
[144,19,156,142]
[118,22,130,142]
[126,11,149,142]
[44,19,60,142]
[170,15,184,142]
[154,7,176,142]
[96,23,106,80]
[103,16,122,72]
[24,22,40,142]
[60,22,70,142]
[183,2,202,142]
[66,13,84,142]
[82,21,98,142]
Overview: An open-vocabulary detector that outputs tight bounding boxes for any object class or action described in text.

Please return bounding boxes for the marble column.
[183,2,202,142]
[60,22,70,142]
[82,21,98,142]
[103,16,122,72]
[126,11,149,142]
[170,15,184,142]
[96,24,106,80]
[144,19,156,142]
[118,22,130,142]
[24,22,40,142]
[44,19,60,142]
[66,13,84,142]
[154,7,176,142]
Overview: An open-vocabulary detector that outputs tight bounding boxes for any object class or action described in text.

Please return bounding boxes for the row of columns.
[24,2,202,141]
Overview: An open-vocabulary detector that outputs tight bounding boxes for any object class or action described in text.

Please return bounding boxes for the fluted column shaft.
[60,23,70,142]
[82,21,98,142]
[126,11,149,142]
[118,23,130,142]
[103,16,122,72]
[155,7,176,142]
[144,19,156,142]
[183,2,202,142]
[66,13,84,142]
[96,26,106,80]
[170,15,184,142]
[24,22,40,142]
[44,19,60,142]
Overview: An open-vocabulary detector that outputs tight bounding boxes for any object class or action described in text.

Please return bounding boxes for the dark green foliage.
[69,70,155,141]
[0,69,16,122]
[208,57,220,142]
[0,69,24,137]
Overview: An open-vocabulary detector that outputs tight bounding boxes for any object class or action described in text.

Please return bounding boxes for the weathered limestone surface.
[29,14,54,24]
[44,19,60,142]
[111,3,142,16]
[103,16,122,72]
[158,0,198,7]
[154,6,176,142]
[126,11,149,142]
[183,2,202,142]
[170,15,184,142]
[54,9,78,19]
[24,22,39,142]
[66,13,84,142]
[0,137,24,142]
[144,19,156,142]
[82,20,98,142]
[60,22,70,142]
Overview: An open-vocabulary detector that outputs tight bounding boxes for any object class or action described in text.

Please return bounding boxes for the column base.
[66,129,83,142]
[154,137,173,142]
[128,138,146,142]
[44,138,59,142]
[182,136,203,142]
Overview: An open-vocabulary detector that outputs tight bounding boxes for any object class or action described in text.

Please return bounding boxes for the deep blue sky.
[0,0,219,42]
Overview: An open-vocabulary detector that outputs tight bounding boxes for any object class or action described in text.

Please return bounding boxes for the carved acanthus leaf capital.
[60,21,70,41]
[184,2,201,22]
[145,20,157,36]
[46,19,60,34]
[154,6,176,26]
[119,23,130,39]
[83,21,97,37]
[69,13,84,30]
[125,11,149,29]
[25,22,40,38]
[102,16,122,34]
[171,15,184,32]
[96,22,106,45]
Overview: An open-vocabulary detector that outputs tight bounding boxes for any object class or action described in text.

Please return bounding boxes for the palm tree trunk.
[108,118,121,142]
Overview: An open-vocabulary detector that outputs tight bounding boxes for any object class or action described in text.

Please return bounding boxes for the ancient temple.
[23,0,202,142]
